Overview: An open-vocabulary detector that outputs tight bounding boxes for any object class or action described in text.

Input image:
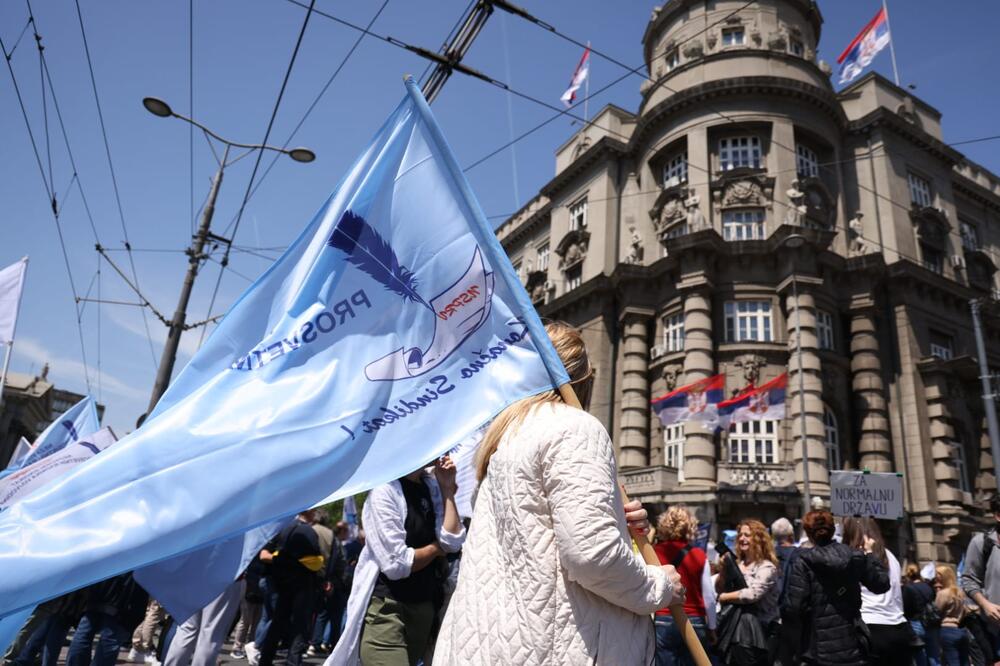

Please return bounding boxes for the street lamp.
[782,233,811,517]
[141,96,316,416]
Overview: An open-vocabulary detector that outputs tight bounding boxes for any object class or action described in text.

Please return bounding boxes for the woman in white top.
[434,321,684,665]
[843,517,912,666]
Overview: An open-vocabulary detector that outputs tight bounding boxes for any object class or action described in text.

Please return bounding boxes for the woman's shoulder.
[523,401,609,440]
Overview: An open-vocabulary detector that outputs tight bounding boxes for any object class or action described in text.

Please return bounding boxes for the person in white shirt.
[843,517,912,666]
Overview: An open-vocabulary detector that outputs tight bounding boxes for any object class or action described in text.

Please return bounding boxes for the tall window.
[951,441,971,493]
[663,152,689,188]
[569,198,588,230]
[665,49,680,72]
[663,312,685,352]
[729,420,779,464]
[961,221,980,251]
[536,243,550,271]
[789,37,804,56]
[796,144,819,179]
[664,423,685,476]
[722,27,745,46]
[719,136,762,170]
[566,265,582,290]
[724,301,773,342]
[921,242,944,274]
[823,407,841,470]
[908,172,933,208]
[723,209,765,241]
[512,259,523,281]
[816,310,835,351]
[929,330,954,360]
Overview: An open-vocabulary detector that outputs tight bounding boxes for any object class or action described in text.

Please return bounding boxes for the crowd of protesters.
[9,322,1000,666]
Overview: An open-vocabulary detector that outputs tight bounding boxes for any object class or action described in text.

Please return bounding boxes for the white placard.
[830,471,904,519]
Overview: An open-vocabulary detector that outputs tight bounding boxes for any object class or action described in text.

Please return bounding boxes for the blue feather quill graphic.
[328,210,434,313]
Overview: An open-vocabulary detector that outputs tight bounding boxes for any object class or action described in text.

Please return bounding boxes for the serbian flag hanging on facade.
[837,7,891,84]
[560,46,590,107]
[651,374,724,429]
[718,373,788,429]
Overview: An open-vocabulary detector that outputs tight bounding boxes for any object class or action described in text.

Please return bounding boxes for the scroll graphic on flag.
[0,78,569,620]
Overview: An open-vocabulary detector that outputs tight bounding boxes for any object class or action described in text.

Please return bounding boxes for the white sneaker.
[305,646,318,658]
[245,642,260,666]
[143,653,161,666]
[127,648,143,663]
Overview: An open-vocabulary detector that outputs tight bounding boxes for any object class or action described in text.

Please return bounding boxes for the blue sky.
[2,0,998,436]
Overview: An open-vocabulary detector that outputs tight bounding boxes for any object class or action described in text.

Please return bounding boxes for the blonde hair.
[737,519,778,566]
[656,506,698,543]
[935,564,964,599]
[475,321,593,482]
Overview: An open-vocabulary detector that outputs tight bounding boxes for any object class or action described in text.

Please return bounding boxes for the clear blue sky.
[2,0,998,436]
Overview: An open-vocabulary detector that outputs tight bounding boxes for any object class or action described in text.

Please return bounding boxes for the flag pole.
[882,0,901,86]
[556,382,711,666]
[0,343,11,414]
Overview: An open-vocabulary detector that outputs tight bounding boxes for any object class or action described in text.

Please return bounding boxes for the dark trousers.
[867,622,914,666]
[257,579,314,666]
[655,615,716,666]
[66,612,129,666]
[310,591,346,648]
[939,626,969,666]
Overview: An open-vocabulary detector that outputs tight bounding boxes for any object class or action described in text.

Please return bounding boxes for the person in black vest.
[780,510,889,665]
[255,510,323,666]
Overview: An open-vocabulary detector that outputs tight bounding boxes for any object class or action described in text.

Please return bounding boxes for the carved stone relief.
[662,364,683,391]
[712,175,776,214]
[735,354,767,386]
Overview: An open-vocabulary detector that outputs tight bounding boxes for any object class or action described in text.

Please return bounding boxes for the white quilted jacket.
[435,402,672,665]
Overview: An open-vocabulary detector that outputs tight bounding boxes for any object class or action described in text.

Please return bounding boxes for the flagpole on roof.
[583,41,590,123]
[882,0,901,86]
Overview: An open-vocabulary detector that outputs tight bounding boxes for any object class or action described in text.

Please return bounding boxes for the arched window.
[823,406,841,471]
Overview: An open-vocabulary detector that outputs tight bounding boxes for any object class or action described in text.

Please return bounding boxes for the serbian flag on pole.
[718,373,788,429]
[651,374,724,429]
[560,46,590,107]
[837,7,891,85]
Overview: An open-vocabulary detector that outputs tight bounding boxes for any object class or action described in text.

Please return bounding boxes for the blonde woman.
[716,519,780,665]
[653,507,716,666]
[934,564,970,666]
[434,321,684,665]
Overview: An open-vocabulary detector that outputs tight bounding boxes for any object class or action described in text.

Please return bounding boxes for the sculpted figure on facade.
[735,354,767,386]
[626,223,643,264]
[661,364,682,391]
[784,180,807,227]
[685,193,706,232]
[715,176,774,214]
[849,212,872,256]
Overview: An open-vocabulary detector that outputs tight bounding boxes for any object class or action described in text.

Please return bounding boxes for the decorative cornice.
[499,202,552,250]
[847,107,963,165]
[540,137,629,199]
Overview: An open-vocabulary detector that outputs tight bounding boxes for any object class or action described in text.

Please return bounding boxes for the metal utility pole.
[420,0,496,104]
[971,298,1000,493]
[138,97,315,416]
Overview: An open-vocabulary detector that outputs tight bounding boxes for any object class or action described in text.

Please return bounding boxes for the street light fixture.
[781,233,812,517]
[141,95,316,416]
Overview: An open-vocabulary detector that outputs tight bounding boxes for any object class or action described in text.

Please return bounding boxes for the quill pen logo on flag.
[0,77,569,623]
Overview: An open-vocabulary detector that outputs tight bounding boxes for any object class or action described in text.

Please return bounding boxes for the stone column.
[682,289,716,487]
[785,285,830,497]
[850,309,893,472]
[924,372,964,512]
[619,309,653,468]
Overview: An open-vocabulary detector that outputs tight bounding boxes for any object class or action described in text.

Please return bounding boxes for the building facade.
[497,0,1000,562]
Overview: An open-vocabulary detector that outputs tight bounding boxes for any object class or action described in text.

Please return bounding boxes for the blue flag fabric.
[0,396,100,478]
[0,79,568,619]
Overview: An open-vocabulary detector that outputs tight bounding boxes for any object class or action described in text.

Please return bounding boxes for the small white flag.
[0,257,27,345]
[560,47,591,107]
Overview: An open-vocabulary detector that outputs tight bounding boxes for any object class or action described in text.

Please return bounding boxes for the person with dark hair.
[843,516,911,666]
[961,495,1000,662]
[781,511,889,665]
[902,563,940,666]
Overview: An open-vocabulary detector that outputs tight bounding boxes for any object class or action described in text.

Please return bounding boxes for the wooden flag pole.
[556,383,710,666]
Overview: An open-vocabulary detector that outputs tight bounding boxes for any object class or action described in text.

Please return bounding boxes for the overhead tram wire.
[197,0,318,349]
[0,24,93,392]
[417,0,478,86]
[189,0,195,237]
[72,0,159,370]
[221,0,391,233]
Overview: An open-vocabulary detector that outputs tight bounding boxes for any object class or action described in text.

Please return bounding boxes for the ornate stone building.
[497,0,1000,561]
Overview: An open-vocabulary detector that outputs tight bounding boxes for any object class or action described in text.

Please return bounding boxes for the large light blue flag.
[0,395,100,479]
[0,78,568,619]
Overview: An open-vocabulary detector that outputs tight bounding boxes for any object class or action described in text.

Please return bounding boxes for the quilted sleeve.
[361,482,414,581]
[540,409,672,615]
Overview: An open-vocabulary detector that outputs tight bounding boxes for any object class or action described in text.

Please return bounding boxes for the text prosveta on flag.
[0,78,568,619]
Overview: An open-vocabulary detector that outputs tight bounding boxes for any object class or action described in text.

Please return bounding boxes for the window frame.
[908,172,933,208]
[722,209,765,241]
[721,27,746,47]
[663,152,689,188]
[929,330,954,360]
[566,265,582,291]
[951,440,971,494]
[662,311,685,352]
[719,136,762,171]
[724,300,774,343]
[795,144,819,179]
[569,197,588,231]
[960,221,980,252]
[536,242,550,271]
[789,37,804,56]
[920,242,945,275]
[728,420,779,464]
[664,48,680,72]
[664,423,685,478]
